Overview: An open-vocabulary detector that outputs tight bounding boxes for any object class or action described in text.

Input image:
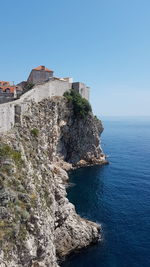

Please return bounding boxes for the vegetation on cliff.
[63,90,92,118]
[25,82,34,91]
[0,143,22,167]
[30,128,39,137]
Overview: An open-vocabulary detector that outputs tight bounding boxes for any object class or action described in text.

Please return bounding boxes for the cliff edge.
[0,96,106,266]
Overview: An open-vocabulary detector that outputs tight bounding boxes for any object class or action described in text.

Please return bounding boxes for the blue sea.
[61,117,150,267]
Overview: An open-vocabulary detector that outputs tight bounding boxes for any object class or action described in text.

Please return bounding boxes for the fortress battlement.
[0,66,90,133]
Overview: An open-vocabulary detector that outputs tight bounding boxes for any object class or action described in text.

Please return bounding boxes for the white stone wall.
[0,102,15,133]
[72,82,90,101]
[0,79,71,134]
[80,86,90,100]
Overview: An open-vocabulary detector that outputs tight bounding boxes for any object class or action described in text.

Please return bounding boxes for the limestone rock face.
[0,97,104,267]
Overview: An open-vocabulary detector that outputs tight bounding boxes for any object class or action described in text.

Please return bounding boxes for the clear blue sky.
[1,0,150,116]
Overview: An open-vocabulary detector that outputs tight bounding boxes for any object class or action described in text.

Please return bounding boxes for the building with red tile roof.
[0,81,17,93]
[27,65,54,84]
[33,66,53,72]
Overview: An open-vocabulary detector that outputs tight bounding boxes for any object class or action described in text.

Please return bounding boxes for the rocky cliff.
[0,96,106,267]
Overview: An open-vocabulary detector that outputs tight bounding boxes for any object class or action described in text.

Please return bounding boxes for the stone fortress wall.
[0,78,89,134]
[72,82,89,100]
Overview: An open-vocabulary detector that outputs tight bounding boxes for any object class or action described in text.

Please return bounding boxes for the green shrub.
[30,128,39,137]
[25,83,34,90]
[18,224,27,241]
[0,144,12,158]
[0,144,22,166]
[94,115,100,122]
[63,90,92,118]
[63,91,73,101]
[21,210,30,221]
[12,151,22,163]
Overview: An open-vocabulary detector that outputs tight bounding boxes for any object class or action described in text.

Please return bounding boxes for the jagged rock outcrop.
[0,96,105,267]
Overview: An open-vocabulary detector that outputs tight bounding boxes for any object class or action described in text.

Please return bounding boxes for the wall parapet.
[0,79,71,134]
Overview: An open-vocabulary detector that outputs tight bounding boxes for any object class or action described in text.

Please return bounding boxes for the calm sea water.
[61,117,150,267]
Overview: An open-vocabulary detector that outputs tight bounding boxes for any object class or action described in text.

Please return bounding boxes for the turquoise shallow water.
[61,117,150,267]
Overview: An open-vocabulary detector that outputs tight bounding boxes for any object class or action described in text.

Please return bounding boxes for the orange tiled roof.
[0,81,16,93]
[33,65,53,72]
[0,87,16,93]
